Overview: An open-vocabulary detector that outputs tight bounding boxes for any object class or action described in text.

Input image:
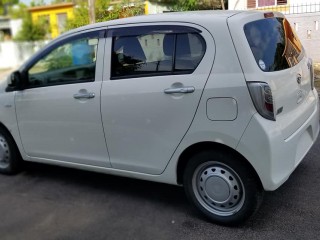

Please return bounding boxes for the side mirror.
[6,71,25,92]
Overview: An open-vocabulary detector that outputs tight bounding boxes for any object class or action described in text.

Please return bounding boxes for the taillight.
[264,12,274,18]
[247,82,276,121]
[309,58,314,90]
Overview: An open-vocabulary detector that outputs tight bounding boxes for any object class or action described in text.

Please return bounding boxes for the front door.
[15,31,110,167]
[101,24,215,174]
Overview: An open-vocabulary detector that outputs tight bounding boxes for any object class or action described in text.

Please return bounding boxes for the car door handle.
[73,92,95,99]
[164,87,195,94]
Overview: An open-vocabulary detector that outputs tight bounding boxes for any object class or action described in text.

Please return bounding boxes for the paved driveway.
[0,137,319,240]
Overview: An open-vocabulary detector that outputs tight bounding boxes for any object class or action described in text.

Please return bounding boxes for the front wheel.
[183,150,263,225]
[0,128,21,174]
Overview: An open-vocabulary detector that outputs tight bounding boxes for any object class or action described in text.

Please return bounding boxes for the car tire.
[0,127,21,174]
[183,150,264,226]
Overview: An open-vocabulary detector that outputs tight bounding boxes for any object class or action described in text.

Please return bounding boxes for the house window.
[57,13,67,34]
[258,0,275,7]
[247,0,287,8]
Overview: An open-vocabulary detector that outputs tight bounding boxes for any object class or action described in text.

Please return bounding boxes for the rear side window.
[111,28,206,79]
[244,17,303,72]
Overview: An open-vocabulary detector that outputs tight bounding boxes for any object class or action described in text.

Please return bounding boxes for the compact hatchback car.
[1,10,319,225]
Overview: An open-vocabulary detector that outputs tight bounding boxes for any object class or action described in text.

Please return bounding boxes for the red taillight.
[264,12,274,18]
[265,102,274,112]
[247,82,276,121]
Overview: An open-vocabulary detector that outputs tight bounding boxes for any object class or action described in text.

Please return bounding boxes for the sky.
[20,0,51,6]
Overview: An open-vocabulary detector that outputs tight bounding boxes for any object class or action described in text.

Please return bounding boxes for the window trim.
[107,25,202,38]
[109,26,206,80]
[22,30,105,90]
[111,70,194,81]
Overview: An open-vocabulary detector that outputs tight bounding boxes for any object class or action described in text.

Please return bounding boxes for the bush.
[14,14,48,41]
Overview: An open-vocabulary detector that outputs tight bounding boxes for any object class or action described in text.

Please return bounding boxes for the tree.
[50,0,72,3]
[66,0,144,30]
[14,14,48,41]
[8,2,28,19]
[173,0,228,11]
[0,0,19,15]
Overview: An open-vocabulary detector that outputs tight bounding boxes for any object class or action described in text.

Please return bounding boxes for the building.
[28,3,74,39]
[229,0,320,12]
[0,17,22,41]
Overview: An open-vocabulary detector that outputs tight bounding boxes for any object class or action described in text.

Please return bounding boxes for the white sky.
[20,0,51,6]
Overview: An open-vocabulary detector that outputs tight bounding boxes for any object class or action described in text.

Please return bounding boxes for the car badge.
[297,74,302,85]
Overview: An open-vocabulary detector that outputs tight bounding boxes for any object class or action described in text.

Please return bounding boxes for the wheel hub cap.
[205,176,230,202]
[193,162,245,216]
[0,135,10,168]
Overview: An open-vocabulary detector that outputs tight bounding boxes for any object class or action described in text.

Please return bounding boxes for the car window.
[111,29,206,79]
[244,17,304,72]
[175,33,206,72]
[28,34,99,88]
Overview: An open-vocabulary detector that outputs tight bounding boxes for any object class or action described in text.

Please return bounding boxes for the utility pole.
[220,0,225,10]
[88,0,95,24]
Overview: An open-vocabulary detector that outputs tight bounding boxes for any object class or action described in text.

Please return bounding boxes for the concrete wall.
[286,12,320,62]
[0,41,47,69]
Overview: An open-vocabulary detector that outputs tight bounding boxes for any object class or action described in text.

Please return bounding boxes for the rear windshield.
[244,17,304,72]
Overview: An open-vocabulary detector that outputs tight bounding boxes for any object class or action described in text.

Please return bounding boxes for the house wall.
[10,19,22,38]
[228,0,247,10]
[145,1,170,14]
[228,0,319,10]
[30,5,74,39]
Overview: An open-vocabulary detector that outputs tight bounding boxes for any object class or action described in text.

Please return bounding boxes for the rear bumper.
[236,97,319,191]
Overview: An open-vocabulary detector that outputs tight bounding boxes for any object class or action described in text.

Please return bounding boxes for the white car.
[1,11,319,225]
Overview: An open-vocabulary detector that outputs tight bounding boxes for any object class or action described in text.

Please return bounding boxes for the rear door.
[228,12,317,139]
[101,24,215,174]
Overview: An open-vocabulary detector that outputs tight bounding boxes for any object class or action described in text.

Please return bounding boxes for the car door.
[101,24,215,174]
[15,30,111,167]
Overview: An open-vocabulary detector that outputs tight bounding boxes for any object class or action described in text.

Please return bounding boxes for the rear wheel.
[0,128,21,174]
[183,150,263,225]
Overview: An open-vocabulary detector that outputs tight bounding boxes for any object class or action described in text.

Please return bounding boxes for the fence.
[255,3,320,15]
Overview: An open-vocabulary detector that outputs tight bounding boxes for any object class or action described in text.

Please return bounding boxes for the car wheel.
[183,150,263,225]
[0,128,21,174]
